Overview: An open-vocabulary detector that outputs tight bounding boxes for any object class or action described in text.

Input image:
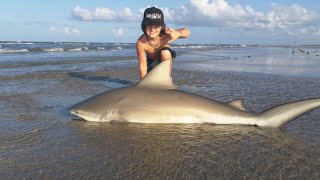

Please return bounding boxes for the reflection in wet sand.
[0,46,319,179]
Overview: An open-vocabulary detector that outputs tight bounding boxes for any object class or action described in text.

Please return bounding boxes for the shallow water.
[0,45,320,179]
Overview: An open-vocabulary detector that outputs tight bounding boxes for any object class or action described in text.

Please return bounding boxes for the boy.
[136,7,190,79]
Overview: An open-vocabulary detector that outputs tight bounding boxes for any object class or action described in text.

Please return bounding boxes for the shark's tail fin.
[258,98,320,128]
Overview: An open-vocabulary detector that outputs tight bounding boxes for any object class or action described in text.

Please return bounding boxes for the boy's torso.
[139,35,171,59]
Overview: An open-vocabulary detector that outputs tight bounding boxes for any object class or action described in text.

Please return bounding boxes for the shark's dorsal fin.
[137,60,176,89]
[227,99,246,111]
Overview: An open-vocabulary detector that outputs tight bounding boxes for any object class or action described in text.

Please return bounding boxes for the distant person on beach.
[136,7,190,79]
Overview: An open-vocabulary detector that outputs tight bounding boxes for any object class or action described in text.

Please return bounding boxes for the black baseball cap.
[142,7,164,26]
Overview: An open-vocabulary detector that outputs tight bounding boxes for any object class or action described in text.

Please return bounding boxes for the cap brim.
[144,21,164,26]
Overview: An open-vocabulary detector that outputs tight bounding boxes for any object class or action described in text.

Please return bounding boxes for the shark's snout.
[70,109,78,115]
[69,104,79,115]
[69,106,106,122]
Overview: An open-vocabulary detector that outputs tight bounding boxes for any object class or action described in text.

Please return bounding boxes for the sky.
[1,0,320,45]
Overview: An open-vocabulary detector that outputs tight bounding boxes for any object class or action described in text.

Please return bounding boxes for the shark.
[70,60,320,128]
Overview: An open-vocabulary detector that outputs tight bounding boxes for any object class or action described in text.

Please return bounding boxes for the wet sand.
[0,46,320,179]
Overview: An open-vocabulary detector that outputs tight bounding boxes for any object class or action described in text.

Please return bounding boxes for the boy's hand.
[165,27,181,43]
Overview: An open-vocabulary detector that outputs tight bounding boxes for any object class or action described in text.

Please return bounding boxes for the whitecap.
[68,48,82,52]
[44,48,64,52]
[0,49,29,53]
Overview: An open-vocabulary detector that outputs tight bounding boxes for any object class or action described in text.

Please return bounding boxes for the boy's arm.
[166,27,191,43]
[136,40,147,79]
[176,28,191,39]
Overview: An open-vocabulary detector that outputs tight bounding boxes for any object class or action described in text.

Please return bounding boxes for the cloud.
[73,5,138,21]
[49,26,80,36]
[64,26,81,36]
[49,26,57,32]
[161,0,319,30]
[112,28,124,38]
[300,26,320,35]
[72,0,320,34]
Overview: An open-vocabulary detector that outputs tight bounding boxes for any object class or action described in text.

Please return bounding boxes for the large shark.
[70,60,320,128]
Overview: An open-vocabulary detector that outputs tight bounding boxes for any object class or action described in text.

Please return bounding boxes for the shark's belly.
[119,107,255,124]
[117,89,257,124]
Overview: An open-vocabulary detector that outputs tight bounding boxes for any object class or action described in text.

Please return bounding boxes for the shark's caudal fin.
[259,98,320,128]
[137,60,176,89]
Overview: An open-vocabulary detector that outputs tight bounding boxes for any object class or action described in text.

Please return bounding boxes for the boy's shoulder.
[137,34,147,44]
[136,34,148,51]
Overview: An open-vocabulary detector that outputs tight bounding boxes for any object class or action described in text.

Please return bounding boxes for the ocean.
[0,41,320,179]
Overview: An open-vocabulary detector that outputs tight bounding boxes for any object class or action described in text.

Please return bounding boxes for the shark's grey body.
[70,60,320,128]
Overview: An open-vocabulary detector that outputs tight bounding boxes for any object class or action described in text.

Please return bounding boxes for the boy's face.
[145,25,162,38]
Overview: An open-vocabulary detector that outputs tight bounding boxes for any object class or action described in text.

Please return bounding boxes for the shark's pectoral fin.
[227,99,246,111]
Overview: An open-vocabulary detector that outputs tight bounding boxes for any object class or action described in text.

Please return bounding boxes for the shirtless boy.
[136,7,190,79]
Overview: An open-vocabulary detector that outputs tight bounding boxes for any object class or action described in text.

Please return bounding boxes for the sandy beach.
[1,43,320,178]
